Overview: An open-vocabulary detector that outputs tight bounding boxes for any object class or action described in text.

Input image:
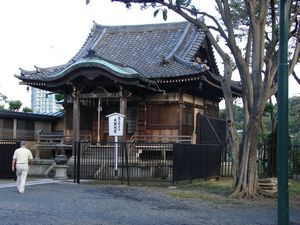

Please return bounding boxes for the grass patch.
[289,179,300,206]
[289,180,300,196]
[84,177,234,203]
[289,180,300,209]
[82,177,300,208]
[164,177,235,204]
[175,177,232,195]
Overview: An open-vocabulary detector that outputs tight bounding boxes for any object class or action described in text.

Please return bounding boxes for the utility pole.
[277,0,289,224]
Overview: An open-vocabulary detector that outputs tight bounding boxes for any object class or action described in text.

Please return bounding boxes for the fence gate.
[196,114,226,144]
[0,140,19,178]
[173,143,223,181]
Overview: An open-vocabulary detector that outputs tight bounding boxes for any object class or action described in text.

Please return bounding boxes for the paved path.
[0,179,300,225]
[0,178,61,189]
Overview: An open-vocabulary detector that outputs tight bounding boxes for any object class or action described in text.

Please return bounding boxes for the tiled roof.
[0,110,63,121]
[15,21,209,82]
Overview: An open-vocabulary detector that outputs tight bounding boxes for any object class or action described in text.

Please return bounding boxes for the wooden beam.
[79,92,121,99]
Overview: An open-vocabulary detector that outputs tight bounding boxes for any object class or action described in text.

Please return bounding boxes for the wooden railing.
[0,128,36,140]
[130,134,192,143]
[35,131,73,159]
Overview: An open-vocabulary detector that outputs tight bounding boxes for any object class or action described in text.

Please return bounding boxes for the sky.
[0,0,184,108]
[0,0,299,109]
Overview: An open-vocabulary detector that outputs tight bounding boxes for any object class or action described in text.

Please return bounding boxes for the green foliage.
[175,0,192,7]
[153,9,159,17]
[228,0,248,28]
[260,100,277,142]
[0,104,5,111]
[219,105,244,130]
[219,109,226,120]
[167,178,235,204]
[55,93,64,101]
[22,107,33,113]
[162,8,168,21]
[221,97,300,144]
[153,8,168,20]
[264,102,275,115]
[233,105,244,130]
[289,180,300,196]
[289,96,300,142]
[8,100,22,111]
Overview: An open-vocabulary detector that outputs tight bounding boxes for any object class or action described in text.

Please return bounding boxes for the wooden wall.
[64,91,220,142]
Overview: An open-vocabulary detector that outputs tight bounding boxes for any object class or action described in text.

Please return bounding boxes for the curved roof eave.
[16,58,157,85]
[51,58,139,79]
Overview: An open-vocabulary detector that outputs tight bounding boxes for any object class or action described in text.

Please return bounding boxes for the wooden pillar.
[178,91,183,138]
[97,98,101,142]
[35,130,41,159]
[63,98,68,141]
[178,104,183,138]
[13,119,17,139]
[119,91,127,142]
[192,97,197,144]
[72,88,80,156]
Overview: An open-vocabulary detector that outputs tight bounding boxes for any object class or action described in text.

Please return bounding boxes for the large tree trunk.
[220,55,261,198]
[229,104,268,198]
[230,120,260,198]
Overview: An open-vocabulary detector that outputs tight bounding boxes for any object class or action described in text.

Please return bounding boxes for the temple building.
[15,21,241,146]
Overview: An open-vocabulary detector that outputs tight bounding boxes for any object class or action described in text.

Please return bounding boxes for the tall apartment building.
[31,88,62,113]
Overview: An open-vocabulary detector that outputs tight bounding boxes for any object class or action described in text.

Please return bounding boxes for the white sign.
[106,113,125,136]
[106,112,125,178]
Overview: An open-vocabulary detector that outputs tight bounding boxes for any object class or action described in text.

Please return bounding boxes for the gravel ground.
[0,182,299,225]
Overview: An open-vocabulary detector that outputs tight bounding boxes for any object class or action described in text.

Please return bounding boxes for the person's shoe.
[18,191,24,194]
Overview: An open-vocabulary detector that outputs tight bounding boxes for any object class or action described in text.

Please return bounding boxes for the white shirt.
[13,147,33,164]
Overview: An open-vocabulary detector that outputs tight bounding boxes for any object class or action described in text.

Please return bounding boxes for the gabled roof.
[15,22,209,83]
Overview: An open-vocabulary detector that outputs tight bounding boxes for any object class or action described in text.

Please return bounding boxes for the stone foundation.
[28,159,55,177]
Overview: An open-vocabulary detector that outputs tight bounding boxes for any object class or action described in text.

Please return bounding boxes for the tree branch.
[288,35,300,75]
[292,70,300,85]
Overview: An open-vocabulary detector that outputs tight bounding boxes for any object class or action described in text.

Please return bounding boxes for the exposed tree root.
[257,186,277,198]
[229,186,277,199]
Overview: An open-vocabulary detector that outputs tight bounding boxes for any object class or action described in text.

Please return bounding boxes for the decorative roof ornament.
[174,55,209,71]
[84,49,97,58]
[34,65,41,73]
[160,56,170,66]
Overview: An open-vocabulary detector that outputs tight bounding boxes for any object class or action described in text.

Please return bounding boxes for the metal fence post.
[77,142,81,184]
[73,142,77,183]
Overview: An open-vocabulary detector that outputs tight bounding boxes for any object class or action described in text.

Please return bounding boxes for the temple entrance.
[77,95,121,142]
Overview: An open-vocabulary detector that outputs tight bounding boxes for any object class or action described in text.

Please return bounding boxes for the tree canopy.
[22,106,33,113]
[8,100,22,111]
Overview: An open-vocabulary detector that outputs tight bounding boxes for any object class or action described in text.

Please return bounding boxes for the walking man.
[11,141,33,194]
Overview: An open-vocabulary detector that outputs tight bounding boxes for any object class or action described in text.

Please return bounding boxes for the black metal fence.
[74,142,223,183]
[0,140,19,178]
[220,144,300,178]
[173,143,223,181]
[289,145,300,176]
